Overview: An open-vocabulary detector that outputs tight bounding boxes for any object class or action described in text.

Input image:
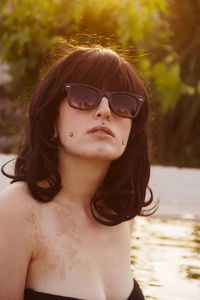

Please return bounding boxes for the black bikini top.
[24,279,145,300]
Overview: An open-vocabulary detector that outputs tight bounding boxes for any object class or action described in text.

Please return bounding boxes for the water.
[131,217,200,300]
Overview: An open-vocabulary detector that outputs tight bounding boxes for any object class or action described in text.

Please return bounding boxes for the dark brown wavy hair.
[2,46,157,225]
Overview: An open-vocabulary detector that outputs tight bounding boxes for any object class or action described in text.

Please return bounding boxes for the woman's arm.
[0,185,33,300]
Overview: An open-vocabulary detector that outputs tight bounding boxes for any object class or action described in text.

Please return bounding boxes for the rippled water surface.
[131,217,200,300]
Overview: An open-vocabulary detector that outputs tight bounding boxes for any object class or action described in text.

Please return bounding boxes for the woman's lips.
[87,125,115,138]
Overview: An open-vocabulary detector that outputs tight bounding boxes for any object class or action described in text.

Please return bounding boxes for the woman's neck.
[56,150,111,210]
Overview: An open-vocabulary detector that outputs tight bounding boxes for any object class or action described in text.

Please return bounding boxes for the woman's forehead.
[68,72,133,92]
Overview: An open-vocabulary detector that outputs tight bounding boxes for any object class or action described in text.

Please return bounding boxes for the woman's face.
[55,96,132,162]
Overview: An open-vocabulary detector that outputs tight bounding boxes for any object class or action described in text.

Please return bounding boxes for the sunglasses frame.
[64,83,145,119]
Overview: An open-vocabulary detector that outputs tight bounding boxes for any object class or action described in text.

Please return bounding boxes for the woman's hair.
[2,46,157,225]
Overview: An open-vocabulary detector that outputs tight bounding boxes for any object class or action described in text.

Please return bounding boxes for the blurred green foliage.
[0,0,199,167]
[153,0,200,167]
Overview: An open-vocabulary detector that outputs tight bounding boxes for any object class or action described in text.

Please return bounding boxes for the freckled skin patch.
[27,210,36,223]
[27,202,94,287]
[25,200,132,299]
[51,204,97,277]
[59,266,67,281]
[54,204,81,244]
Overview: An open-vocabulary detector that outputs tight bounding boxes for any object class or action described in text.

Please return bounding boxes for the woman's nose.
[95,97,112,120]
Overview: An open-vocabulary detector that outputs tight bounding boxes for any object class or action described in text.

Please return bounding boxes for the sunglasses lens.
[112,94,138,118]
[71,86,98,109]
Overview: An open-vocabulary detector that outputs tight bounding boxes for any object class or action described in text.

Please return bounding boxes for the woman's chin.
[59,143,124,161]
[79,148,123,162]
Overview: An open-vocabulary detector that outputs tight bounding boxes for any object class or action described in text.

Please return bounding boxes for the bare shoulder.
[0,182,37,299]
[0,181,36,255]
[0,181,39,223]
[1,181,30,208]
[0,181,42,248]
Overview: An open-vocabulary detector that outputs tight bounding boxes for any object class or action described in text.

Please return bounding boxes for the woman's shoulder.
[0,182,37,297]
[0,181,39,225]
[0,181,41,260]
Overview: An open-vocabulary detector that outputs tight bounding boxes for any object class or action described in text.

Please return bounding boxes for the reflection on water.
[131,217,200,300]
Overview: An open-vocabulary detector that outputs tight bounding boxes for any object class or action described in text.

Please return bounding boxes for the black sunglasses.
[64,83,145,119]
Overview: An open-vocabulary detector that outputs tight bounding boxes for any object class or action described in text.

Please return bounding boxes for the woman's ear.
[54,127,58,138]
[50,127,58,141]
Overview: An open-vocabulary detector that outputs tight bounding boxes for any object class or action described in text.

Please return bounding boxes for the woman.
[0,46,155,300]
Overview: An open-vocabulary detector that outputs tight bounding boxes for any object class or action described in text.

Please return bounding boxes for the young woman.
[0,46,155,300]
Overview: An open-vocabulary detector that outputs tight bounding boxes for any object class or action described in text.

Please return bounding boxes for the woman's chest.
[26,214,132,299]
